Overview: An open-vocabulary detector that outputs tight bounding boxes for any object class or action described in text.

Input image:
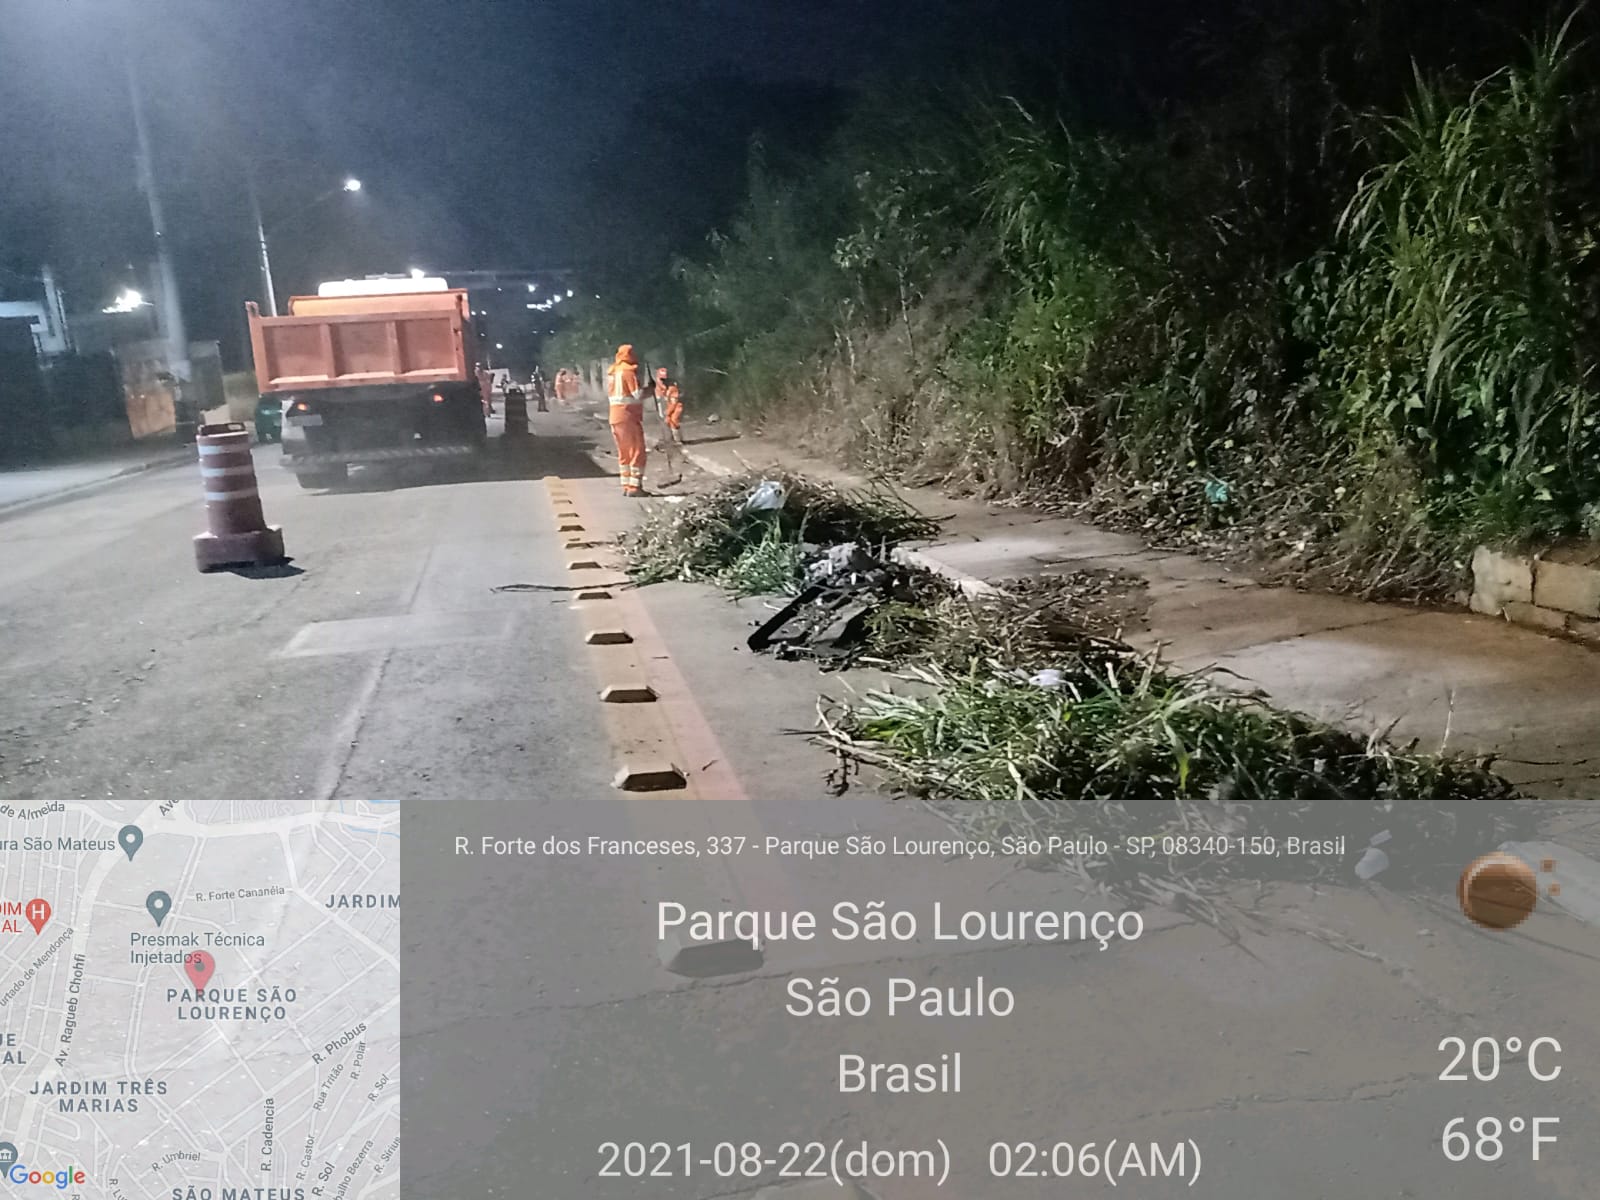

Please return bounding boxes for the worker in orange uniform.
[606,344,646,495]
[655,367,683,444]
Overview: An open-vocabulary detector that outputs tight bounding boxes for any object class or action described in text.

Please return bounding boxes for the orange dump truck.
[246,288,485,488]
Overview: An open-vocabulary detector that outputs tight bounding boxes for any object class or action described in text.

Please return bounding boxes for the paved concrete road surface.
[0,412,615,803]
[4,407,1597,1199]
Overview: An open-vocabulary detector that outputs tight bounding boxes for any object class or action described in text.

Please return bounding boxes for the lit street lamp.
[248,173,364,317]
[101,288,150,314]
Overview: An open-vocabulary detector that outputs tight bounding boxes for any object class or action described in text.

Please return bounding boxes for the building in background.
[69,273,161,355]
[0,266,72,356]
[69,307,160,356]
[0,263,215,451]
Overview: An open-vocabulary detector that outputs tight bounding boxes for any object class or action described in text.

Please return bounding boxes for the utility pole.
[245,164,279,317]
[126,53,189,389]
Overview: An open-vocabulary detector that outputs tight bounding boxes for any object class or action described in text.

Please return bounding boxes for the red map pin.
[184,951,215,991]
[24,899,50,935]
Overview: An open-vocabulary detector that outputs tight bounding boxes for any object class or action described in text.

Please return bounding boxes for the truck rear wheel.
[295,465,348,489]
[456,388,487,448]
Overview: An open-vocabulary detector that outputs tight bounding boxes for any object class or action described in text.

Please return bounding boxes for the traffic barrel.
[504,386,529,437]
[192,423,286,571]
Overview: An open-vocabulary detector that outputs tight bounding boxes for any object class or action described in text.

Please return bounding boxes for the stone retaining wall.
[1471,544,1600,644]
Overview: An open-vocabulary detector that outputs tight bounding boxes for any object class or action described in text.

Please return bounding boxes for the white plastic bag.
[1354,847,1390,881]
[741,480,787,513]
[1355,832,1393,881]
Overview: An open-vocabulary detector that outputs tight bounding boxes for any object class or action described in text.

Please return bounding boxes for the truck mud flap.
[283,445,478,468]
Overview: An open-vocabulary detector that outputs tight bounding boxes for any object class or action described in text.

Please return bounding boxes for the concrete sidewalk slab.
[1136,577,1408,661]
[681,426,1600,795]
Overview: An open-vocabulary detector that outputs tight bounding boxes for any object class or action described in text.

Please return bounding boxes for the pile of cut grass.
[624,472,939,595]
[630,479,1530,914]
[863,574,1143,669]
[821,649,1527,914]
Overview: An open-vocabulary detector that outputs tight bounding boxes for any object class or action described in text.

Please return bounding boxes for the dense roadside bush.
[1299,27,1600,547]
[590,5,1600,599]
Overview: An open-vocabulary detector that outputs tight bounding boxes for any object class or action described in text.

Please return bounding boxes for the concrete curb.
[890,545,1003,597]
[681,442,743,478]
[0,446,195,522]
[1472,544,1600,647]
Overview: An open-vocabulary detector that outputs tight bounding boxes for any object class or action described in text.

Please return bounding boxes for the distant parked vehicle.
[254,394,284,443]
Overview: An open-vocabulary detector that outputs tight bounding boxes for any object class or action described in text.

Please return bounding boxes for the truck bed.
[246,291,471,394]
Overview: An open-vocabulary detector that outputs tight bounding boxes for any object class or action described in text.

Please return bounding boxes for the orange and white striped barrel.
[198,424,266,533]
[193,423,286,571]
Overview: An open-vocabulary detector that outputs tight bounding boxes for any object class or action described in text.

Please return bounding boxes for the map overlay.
[0,801,399,1200]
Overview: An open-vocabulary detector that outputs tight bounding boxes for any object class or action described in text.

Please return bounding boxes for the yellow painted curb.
[544,473,730,804]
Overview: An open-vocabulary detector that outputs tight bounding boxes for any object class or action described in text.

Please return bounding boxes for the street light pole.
[247,177,360,316]
[246,164,279,317]
[126,53,189,385]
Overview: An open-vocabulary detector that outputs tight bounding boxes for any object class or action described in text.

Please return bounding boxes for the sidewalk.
[680,427,1600,796]
[0,438,193,516]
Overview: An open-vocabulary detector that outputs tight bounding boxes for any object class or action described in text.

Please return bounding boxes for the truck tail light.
[431,392,445,404]
[293,400,309,412]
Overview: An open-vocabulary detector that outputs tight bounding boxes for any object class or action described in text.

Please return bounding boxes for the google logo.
[6,1164,86,1188]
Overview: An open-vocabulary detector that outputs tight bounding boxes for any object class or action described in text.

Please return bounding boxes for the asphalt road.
[0,413,613,804]
[5,410,1598,1199]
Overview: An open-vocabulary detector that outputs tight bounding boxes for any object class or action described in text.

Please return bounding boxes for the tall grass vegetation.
[568,5,1600,599]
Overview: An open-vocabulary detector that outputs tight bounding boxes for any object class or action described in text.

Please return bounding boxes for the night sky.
[7,0,1548,364]
[0,0,1029,353]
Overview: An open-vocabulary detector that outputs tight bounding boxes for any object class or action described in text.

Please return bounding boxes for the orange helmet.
[614,343,638,365]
